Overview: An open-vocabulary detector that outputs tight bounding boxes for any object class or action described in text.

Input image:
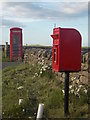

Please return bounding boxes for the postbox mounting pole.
[64,72,69,116]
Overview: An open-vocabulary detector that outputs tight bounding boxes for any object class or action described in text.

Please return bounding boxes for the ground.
[2,62,88,119]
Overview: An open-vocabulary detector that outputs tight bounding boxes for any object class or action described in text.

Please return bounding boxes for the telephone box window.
[13,34,19,56]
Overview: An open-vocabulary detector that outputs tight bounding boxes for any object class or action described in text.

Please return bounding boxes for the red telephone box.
[10,27,22,61]
[51,27,82,72]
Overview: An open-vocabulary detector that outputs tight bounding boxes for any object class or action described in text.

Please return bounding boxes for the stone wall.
[23,46,89,65]
[23,47,89,85]
[23,46,52,65]
[1,44,89,85]
[2,44,89,85]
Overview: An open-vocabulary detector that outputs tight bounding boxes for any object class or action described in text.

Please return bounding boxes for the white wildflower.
[35,73,38,77]
[42,66,44,69]
[74,91,80,98]
[77,88,80,93]
[84,89,87,94]
[76,79,79,84]
[69,85,72,89]
[71,77,76,81]
[70,89,74,94]
[62,90,65,94]
[48,67,50,69]
[45,65,48,68]
[74,91,77,96]
[42,60,44,63]
[34,112,36,115]
[42,62,44,65]
[17,86,23,90]
[74,77,76,80]
[28,116,32,119]
[43,68,46,71]
[76,93,80,98]
[79,85,83,88]
[40,71,42,74]
[75,88,78,91]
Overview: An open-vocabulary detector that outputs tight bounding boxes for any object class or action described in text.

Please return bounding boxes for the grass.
[2,62,88,119]
[0,70,2,117]
[0,50,2,62]
[0,50,10,62]
[2,57,10,62]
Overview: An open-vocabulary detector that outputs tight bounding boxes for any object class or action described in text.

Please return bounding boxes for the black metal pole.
[64,72,69,116]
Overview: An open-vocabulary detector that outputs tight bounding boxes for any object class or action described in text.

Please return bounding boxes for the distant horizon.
[0,43,89,48]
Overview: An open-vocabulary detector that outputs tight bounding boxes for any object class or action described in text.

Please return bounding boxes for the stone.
[82,64,88,71]
[75,79,80,84]
[42,50,47,57]
[47,54,51,60]
[83,53,88,63]
[70,73,80,80]
[79,71,88,77]
[38,50,43,57]
[80,76,88,84]
[19,99,23,105]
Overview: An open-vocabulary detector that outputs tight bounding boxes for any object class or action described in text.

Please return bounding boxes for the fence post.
[36,103,44,120]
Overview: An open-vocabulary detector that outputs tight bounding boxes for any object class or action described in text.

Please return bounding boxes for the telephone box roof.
[10,27,22,31]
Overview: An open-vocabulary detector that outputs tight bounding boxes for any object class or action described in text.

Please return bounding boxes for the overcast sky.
[0,0,89,46]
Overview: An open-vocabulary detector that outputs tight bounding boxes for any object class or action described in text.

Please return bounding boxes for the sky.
[0,0,89,46]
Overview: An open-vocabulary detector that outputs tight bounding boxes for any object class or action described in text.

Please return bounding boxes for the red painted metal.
[10,27,22,61]
[51,27,82,72]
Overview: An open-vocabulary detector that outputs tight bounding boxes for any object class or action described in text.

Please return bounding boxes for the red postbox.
[51,27,82,72]
[10,27,22,61]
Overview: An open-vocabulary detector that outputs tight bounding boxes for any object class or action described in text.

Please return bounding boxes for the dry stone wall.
[23,46,89,85]
[23,47,52,65]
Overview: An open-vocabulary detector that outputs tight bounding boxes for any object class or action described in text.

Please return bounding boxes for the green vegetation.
[0,70,2,116]
[0,50,10,62]
[0,50,2,62]
[82,46,90,48]
[2,57,10,62]
[24,44,52,48]
[2,63,88,119]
